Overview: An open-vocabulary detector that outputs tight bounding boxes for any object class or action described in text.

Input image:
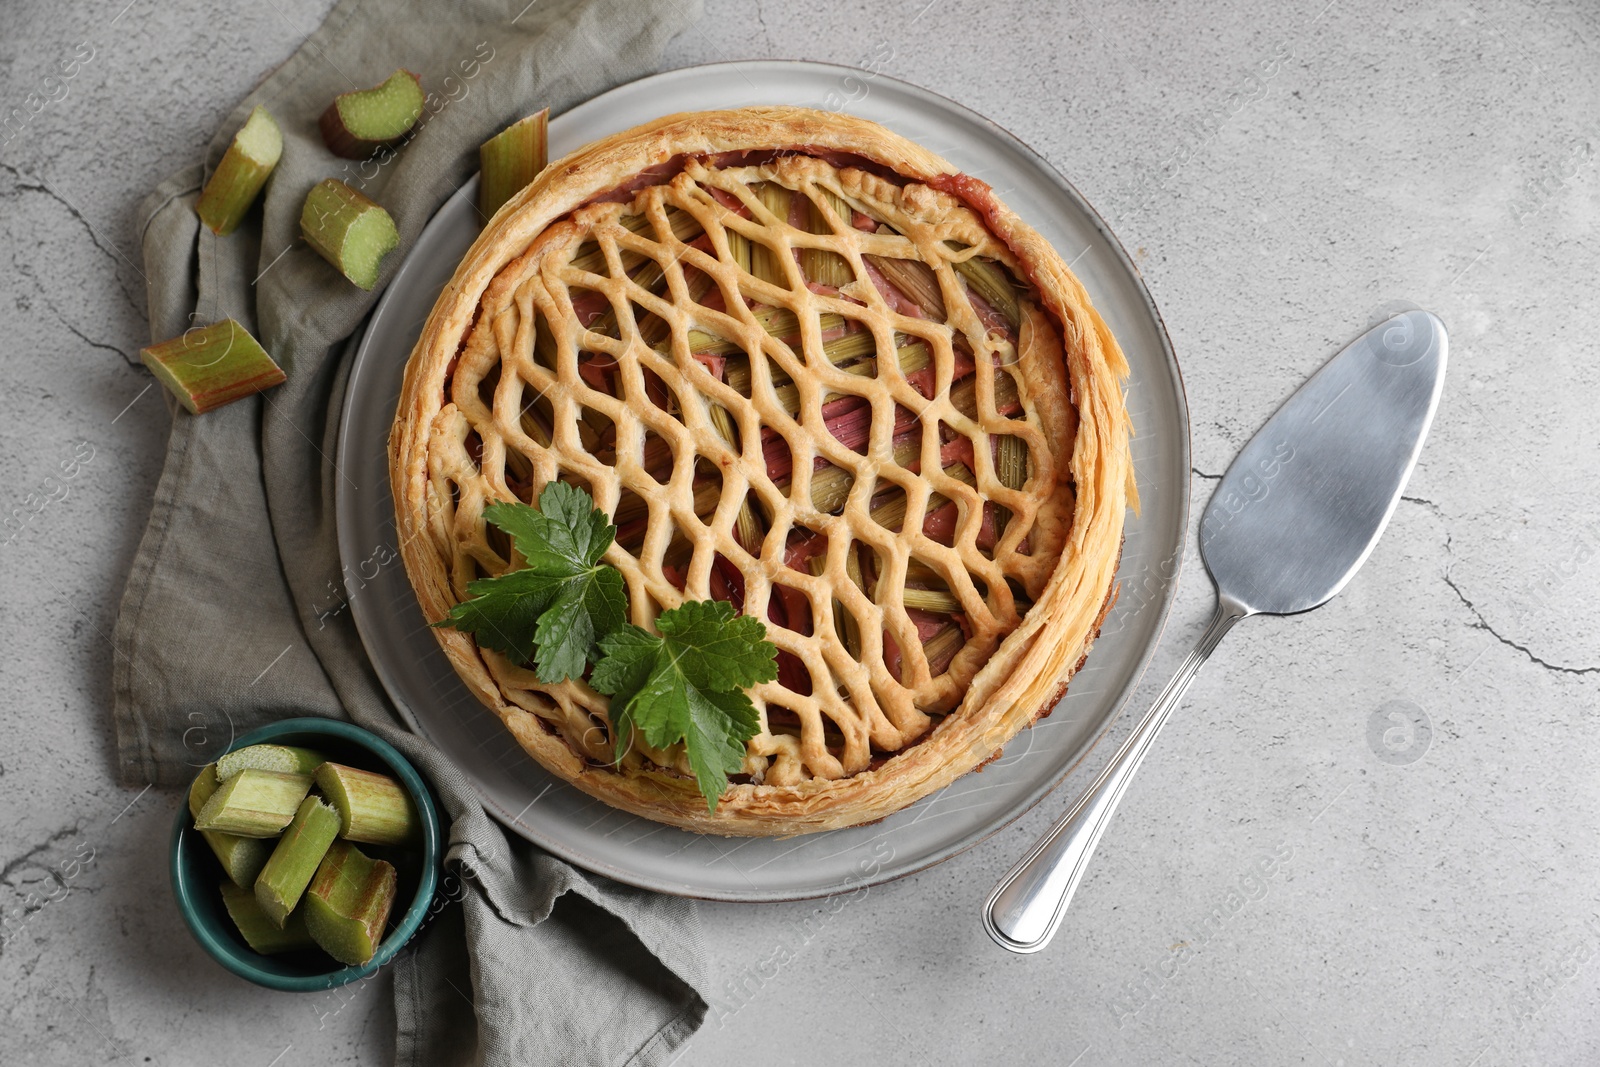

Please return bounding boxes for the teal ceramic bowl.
[170,718,441,991]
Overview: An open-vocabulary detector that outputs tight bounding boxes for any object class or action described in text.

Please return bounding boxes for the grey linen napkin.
[112,1,712,1063]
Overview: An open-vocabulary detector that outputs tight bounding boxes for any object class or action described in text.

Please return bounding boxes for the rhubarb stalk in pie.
[390,107,1133,835]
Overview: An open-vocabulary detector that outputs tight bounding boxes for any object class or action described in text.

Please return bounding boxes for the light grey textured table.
[3,1,1596,1064]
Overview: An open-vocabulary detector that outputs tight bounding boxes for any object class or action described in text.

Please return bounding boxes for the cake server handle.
[981,595,1248,953]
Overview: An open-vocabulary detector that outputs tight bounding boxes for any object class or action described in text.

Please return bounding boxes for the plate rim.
[335,57,1190,901]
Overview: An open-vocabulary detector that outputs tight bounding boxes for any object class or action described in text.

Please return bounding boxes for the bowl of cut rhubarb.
[170,717,441,991]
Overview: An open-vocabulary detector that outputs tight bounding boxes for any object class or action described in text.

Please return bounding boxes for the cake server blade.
[982,310,1448,953]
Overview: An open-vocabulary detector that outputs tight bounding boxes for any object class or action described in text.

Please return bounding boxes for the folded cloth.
[113,1,709,1063]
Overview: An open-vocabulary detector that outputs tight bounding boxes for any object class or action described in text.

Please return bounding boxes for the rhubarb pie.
[391,107,1133,835]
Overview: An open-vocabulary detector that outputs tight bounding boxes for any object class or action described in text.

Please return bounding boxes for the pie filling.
[433,148,1081,792]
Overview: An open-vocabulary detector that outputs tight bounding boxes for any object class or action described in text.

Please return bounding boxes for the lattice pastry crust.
[391,107,1132,835]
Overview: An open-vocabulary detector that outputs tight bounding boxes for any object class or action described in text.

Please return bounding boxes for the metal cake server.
[982,310,1448,953]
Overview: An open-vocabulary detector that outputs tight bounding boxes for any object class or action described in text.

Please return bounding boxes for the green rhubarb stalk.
[950,367,1021,420]
[705,403,764,552]
[255,796,342,927]
[944,244,1022,330]
[195,106,283,236]
[804,190,854,287]
[314,762,418,846]
[304,841,398,966]
[719,336,920,405]
[220,882,316,955]
[569,209,703,274]
[870,464,969,539]
[923,623,965,676]
[672,308,848,356]
[186,762,220,818]
[750,182,792,285]
[901,586,962,613]
[864,254,946,318]
[300,179,399,290]
[478,107,549,219]
[809,551,861,659]
[187,765,272,889]
[996,435,1028,489]
[140,319,286,415]
[994,434,1028,537]
[807,465,854,514]
[193,768,314,838]
[215,744,325,781]
[319,69,425,159]
[945,462,978,489]
[727,226,754,276]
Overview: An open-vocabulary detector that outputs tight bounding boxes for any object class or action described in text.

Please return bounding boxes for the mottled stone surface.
[3,1,1597,1063]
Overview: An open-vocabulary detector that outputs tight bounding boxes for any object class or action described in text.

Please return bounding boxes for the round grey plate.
[335,60,1188,902]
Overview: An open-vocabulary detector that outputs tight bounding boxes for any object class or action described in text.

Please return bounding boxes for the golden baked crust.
[389,106,1132,835]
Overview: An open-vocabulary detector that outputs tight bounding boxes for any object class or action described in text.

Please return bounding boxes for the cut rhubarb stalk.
[186,762,220,819]
[188,765,273,889]
[521,403,553,448]
[141,319,286,415]
[575,408,610,458]
[255,796,342,927]
[636,467,740,529]
[923,623,965,676]
[300,179,399,290]
[587,254,669,338]
[706,187,755,276]
[627,258,668,297]
[705,403,765,552]
[994,434,1027,538]
[727,228,753,277]
[817,393,917,455]
[867,476,966,541]
[760,445,857,515]
[641,269,715,347]
[634,207,703,242]
[810,551,862,659]
[950,369,1021,420]
[195,106,283,236]
[675,308,848,357]
[720,336,917,406]
[304,841,398,966]
[571,239,620,276]
[985,435,1024,543]
[864,254,946,318]
[901,586,962,613]
[478,107,549,219]
[861,548,883,605]
[194,768,314,838]
[804,190,854,287]
[314,762,419,846]
[844,550,870,607]
[750,183,792,285]
[996,435,1028,489]
[869,488,910,533]
[692,473,727,521]
[320,69,425,159]
[204,829,273,890]
[896,339,934,376]
[945,245,1021,330]
[807,465,854,514]
[572,209,703,274]
[220,882,316,955]
[764,417,920,503]
[216,744,325,781]
[822,330,878,367]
